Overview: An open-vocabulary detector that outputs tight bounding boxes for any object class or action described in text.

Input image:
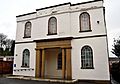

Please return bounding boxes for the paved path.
[0,78,46,84]
[1,77,115,84]
[0,77,93,84]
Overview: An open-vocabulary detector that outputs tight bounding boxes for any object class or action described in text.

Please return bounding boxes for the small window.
[80,12,91,32]
[81,46,94,69]
[48,17,57,35]
[24,21,31,38]
[22,49,30,67]
[57,49,62,70]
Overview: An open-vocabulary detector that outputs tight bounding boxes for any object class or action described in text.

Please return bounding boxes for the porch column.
[41,49,45,78]
[66,48,72,79]
[35,49,41,78]
[62,48,65,79]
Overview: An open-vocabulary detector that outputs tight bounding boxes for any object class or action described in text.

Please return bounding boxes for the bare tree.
[4,39,14,51]
[112,37,120,62]
[0,33,7,48]
[0,33,14,56]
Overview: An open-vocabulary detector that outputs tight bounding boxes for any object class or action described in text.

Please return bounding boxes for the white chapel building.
[13,0,110,83]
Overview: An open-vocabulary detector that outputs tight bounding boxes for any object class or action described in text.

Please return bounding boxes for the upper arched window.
[48,17,57,35]
[22,49,30,67]
[81,46,94,69]
[80,12,91,32]
[24,21,31,38]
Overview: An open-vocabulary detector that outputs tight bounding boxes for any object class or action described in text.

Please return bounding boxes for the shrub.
[111,62,120,83]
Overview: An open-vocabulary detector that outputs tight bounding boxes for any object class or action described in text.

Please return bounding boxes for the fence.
[0,61,13,74]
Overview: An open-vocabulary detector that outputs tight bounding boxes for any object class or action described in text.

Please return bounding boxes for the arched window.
[81,46,94,69]
[22,49,30,67]
[80,12,91,32]
[48,17,57,35]
[24,21,31,38]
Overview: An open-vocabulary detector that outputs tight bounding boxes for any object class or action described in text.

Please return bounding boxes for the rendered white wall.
[36,4,70,18]
[16,1,105,42]
[34,13,71,39]
[13,43,36,76]
[15,0,110,80]
[70,8,106,37]
[17,13,36,22]
[16,13,71,42]
[16,19,37,42]
[71,37,110,80]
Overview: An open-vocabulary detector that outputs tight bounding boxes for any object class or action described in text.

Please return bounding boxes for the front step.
[7,76,78,83]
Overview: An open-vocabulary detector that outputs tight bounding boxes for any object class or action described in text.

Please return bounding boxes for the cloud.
[0,0,120,57]
[0,21,16,39]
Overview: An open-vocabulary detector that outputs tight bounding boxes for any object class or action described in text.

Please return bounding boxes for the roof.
[16,12,36,17]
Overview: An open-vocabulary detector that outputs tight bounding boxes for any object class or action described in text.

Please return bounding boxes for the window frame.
[23,21,32,38]
[48,17,57,35]
[81,45,94,69]
[79,12,91,32]
[21,49,30,68]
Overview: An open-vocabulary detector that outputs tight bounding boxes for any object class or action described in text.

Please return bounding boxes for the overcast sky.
[0,0,120,57]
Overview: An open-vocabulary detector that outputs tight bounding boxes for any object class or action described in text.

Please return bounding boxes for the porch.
[34,38,72,80]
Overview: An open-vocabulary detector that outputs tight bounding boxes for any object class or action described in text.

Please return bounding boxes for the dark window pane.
[80,12,91,31]
[48,17,57,35]
[22,49,30,67]
[24,22,31,37]
[81,46,93,69]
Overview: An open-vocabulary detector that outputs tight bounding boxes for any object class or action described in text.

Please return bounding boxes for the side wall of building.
[70,7,106,37]
[13,43,36,76]
[71,36,110,80]
[70,1,110,80]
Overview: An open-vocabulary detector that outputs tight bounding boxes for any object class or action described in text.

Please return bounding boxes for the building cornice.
[33,37,73,42]
[36,2,71,11]
[73,34,107,39]
[16,0,103,18]
[71,0,103,6]
[15,34,107,44]
[16,12,36,18]
[15,41,35,44]
[16,6,103,22]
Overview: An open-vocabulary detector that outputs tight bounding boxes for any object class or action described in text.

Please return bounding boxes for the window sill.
[47,33,57,36]
[21,66,29,68]
[81,67,94,69]
[79,30,92,33]
[23,36,31,38]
